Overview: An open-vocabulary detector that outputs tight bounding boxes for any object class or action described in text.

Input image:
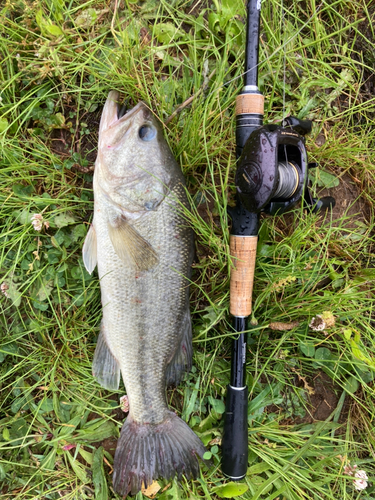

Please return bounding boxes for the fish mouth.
[100,91,148,134]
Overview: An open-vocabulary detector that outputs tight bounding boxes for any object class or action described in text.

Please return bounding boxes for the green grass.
[1,0,375,498]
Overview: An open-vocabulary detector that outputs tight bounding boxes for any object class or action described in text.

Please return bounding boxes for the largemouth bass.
[82,91,206,496]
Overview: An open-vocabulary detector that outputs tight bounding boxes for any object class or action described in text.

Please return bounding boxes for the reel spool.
[272,161,299,200]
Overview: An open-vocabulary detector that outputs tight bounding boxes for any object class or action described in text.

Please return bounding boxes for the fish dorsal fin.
[82,224,98,274]
[108,216,159,271]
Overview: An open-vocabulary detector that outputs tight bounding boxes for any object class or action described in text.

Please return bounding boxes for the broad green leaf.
[3,280,22,307]
[343,376,359,394]
[53,112,65,126]
[75,8,98,28]
[0,342,18,363]
[46,24,63,36]
[299,341,315,357]
[157,481,182,500]
[39,398,54,414]
[197,412,218,432]
[13,184,34,198]
[309,168,339,189]
[71,224,87,242]
[314,347,331,361]
[247,462,272,475]
[343,329,352,340]
[182,376,200,422]
[79,448,93,465]
[75,420,118,442]
[36,280,53,302]
[35,9,48,31]
[14,208,31,224]
[66,451,89,483]
[154,23,181,44]
[0,117,8,133]
[208,397,225,414]
[40,449,57,470]
[54,213,76,228]
[211,482,249,498]
[53,393,71,423]
[222,0,243,23]
[9,418,28,445]
[92,447,108,500]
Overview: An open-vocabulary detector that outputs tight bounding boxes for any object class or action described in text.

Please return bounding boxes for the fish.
[82,91,207,496]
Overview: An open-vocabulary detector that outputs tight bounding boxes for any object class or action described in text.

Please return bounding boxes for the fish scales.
[95,181,191,423]
[82,91,207,496]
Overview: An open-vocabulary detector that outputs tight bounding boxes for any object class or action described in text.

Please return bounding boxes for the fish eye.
[139,125,156,141]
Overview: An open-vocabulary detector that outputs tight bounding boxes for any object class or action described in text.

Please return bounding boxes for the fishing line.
[282,0,286,124]
[281,0,289,175]
[204,1,324,100]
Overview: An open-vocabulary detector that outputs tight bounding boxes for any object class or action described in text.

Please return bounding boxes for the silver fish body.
[82,91,206,495]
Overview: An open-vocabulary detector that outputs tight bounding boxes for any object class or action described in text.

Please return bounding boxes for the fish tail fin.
[113,411,207,496]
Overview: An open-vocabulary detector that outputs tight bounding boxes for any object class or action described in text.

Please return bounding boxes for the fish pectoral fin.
[82,224,98,274]
[108,216,159,271]
[93,323,120,391]
[166,309,192,387]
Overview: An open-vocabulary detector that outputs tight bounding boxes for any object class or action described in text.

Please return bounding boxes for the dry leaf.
[291,368,315,395]
[142,481,161,498]
[321,311,335,328]
[269,321,299,331]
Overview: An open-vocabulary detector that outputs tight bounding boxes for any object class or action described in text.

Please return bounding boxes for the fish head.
[96,91,178,213]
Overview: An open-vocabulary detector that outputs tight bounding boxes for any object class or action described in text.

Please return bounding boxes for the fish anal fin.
[82,224,98,274]
[92,323,120,391]
[166,310,192,387]
[108,216,159,271]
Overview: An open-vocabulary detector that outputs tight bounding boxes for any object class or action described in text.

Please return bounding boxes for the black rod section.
[231,324,246,387]
[244,0,261,87]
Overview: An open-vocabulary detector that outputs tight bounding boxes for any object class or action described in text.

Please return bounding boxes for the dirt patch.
[282,372,350,425]
[49,106,102,171]
[316,173,370,228]
[93,436,118,457]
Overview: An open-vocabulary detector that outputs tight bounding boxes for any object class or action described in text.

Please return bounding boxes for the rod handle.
[221,385,248,479]
[236,93,264,116]
[230,235,257,317]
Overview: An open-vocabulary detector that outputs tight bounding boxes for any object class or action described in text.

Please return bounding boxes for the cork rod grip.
[230,235,257,317]
[236,93,264,116]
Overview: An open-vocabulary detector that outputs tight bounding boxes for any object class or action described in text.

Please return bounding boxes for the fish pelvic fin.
[166,309,192,387]
[92,323,120,390]
[113,411,208,496]
[108,216,159,271]
[82,224,98,274]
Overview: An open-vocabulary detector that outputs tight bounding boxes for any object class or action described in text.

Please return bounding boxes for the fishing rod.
[221,0,335,480]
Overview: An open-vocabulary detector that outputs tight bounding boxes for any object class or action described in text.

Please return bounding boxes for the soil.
[316,173,370,228]
[268,371,351,426]
[294,371,350,425]
[49,106,102,171]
